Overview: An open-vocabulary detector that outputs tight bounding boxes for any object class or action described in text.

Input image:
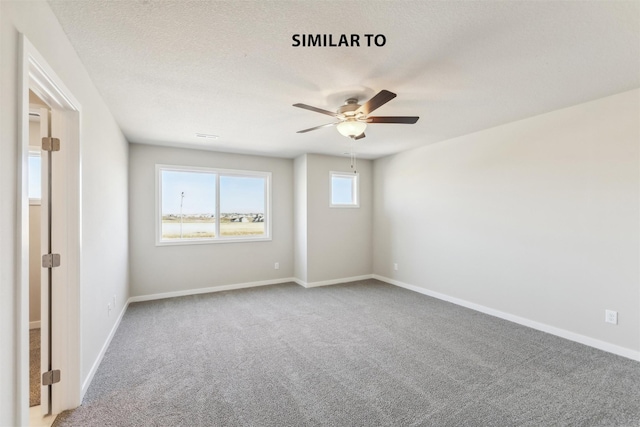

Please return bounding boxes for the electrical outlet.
[274,262,279,270]
[107,303,112,317]
[605,310,618,325]
[393,263,398,271]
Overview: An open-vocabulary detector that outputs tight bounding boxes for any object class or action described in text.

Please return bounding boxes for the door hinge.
[42,370,61,386]
[42,253,61,268]
[42,137,60,152]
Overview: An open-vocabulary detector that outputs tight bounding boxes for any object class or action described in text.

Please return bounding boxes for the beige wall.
[373,89,640,354]
[128,144,294,296]
[29,205,41,326]
[129,149,373,291]
[29,120,41,326]
[298,154,373,284]
[293,155,308,282]
[1,1,129,423]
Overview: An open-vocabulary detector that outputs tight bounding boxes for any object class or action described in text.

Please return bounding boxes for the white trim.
[294,274,373,288]
[19,35,83,424]
[77,273,640,399]
[128,277,296,303]
[329,171,359,208]
[127,275,376,303]
[29,321,41,330]
[373,275,640,362]
[156,235,273,246]
[82,273,372,396]
[81,300,128,398]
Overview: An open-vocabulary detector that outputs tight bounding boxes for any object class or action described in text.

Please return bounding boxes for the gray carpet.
[53,280,640,426]
[30,328,40,407]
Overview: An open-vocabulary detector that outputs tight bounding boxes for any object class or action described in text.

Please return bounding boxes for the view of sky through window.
[331,175,355,205]
[161,170,216,215]
[220,176,265,214]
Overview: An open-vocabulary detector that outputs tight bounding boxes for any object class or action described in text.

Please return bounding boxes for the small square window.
[330,171,359,208]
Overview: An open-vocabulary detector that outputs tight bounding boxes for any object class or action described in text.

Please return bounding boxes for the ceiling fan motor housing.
[338,98,363,118]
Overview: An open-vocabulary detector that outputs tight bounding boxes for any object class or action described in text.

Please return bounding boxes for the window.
[157,165,270,245]
[29,150,41,204]
[330,171,359,208]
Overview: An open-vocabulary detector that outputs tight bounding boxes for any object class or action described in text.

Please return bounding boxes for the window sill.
[156,236,272,246]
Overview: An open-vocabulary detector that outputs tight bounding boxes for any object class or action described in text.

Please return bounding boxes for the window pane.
[161,170,216,240]
[220,175,265,237]
[331,175,354,205]
[28,153,41,200]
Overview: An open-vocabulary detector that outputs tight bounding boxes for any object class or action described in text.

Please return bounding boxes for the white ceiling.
[48,1,639,159]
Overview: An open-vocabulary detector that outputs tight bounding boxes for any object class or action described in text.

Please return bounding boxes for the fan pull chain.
[350,149,357,174]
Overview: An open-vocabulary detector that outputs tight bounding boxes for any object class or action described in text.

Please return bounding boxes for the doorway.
[27,96,55,426]
[19,35,82,426]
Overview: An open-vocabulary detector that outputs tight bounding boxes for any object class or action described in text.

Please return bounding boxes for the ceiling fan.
[293,90,419,140]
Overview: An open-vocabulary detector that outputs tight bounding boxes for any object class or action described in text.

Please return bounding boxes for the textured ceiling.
[48,0,639,159]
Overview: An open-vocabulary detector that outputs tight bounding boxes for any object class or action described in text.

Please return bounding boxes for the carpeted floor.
[53,280,640,426]
[30,328,41,407]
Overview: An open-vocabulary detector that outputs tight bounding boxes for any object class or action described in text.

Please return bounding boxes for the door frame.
[18,34,82,423]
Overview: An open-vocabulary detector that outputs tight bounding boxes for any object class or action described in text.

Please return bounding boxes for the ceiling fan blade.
[366,116,419,124]
[296,122,338,133]
[293,103,340,118]
[356,90,397,115]
[354,132,366,140]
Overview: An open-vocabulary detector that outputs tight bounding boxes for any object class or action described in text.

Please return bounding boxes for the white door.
[50,107,81,415]
[40,107,75,415]
[37,107,51,416]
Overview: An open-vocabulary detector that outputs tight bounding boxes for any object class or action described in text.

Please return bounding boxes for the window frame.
[329,171,359,208]
[156,164,271,246]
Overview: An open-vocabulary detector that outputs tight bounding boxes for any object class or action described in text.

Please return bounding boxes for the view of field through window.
[161,169,266,240]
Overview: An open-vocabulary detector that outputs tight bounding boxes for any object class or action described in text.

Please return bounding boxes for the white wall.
[298,154,373,284]
[0,1,129,424]
[373,89,640,354]
[293,155,308,282]
[129,144,293,296]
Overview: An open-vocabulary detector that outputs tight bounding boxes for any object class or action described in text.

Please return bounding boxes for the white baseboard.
[80,273,639,400]
[29,321,41,330]
[81,278,298,398]
[128,275,375,301]
[294,274,373,288]
[81,300,128,399]
[128,277,297,303]
[373,275,640,362]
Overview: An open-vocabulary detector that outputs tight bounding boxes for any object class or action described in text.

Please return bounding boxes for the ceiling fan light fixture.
[294,90,418,139]
[336,120,367,138]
